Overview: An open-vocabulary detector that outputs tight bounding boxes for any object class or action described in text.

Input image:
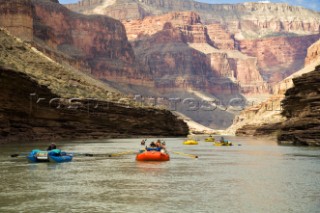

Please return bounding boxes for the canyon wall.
[32,0,151,84]
[0,0,33,41]
[0,68,188,142]
[237,34,320,83]
[0,0,152,86]
[0,28,188,142]
[124,11,267,96]
[65,0,320,38]
[278,65,320,146]
[228,39,320,136]
[305,39,320,66]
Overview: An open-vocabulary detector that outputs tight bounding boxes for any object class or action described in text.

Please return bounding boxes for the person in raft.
[47,143,57,151]
[160,141,168,153]
[146,141,161,151]
[139,139,147,153]
[220,137,228,145]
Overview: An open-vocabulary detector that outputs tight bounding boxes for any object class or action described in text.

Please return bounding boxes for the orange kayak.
[136,151,170,161]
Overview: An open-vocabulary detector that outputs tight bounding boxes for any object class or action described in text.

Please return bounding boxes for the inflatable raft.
[213,142,233,146]
[136,151,170,161]
[183,140,198,145]
[27,150,49,163]
[48,151,73,163]
[27,149,73,163]
[205,137,215,142]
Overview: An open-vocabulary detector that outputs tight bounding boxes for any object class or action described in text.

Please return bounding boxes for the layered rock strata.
[278,65,320,146]
[65,0,320,38]
[0,28,188,142]
[305,39,320,66]
[228,39,320,136]
[0,0,33,41]
[237,34,320,82]
[0,68,188,142]
[0,0,152,86]
[124,11,267,95]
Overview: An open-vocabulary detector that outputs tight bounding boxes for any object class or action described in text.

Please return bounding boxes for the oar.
[10,153,29,158]
[171,151,198,159]
[67,150,136,157]
[66,152,94,157]
[108,150,136,157]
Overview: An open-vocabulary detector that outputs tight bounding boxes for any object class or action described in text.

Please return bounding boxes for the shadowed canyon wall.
[0,68,188,142]
[278,65,320,146]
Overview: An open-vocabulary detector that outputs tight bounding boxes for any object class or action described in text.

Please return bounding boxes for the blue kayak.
[27,149,73,163]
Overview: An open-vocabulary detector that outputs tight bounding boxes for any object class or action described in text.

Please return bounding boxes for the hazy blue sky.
[59,0,320,11]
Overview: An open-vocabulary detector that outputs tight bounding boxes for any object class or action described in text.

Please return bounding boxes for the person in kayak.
[47,143,57,151]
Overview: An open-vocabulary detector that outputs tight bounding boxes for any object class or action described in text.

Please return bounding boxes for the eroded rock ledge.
[278,65,320,146]
[0,68,188,142]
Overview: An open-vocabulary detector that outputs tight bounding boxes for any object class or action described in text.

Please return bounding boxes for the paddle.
[171,151,198,159]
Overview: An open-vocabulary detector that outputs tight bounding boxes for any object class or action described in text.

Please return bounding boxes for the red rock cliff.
[33,0,151,83]
[123,11,267,95]
[0,0,152,86]
[65,0,320,38]
[305,39,320,66]
[237,34,320,83]
[0,0,33,41]
[123,12,245,95]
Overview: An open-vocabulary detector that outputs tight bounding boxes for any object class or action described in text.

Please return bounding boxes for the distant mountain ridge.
[65,0,320,39]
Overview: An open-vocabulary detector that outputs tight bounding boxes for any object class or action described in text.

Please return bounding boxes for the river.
[0,136,319,213]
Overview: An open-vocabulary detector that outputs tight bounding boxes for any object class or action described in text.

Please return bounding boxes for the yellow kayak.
[183,140,199,145]
[205,137,215,142]
[213,142,233,146]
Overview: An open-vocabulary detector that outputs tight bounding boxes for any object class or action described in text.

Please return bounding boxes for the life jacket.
[146,147,162,152]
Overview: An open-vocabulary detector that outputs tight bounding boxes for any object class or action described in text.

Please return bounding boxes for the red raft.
[136,151,170,161]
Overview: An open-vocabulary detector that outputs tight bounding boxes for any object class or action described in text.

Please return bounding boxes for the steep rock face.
[187,43,268,95]
[65,0,320,86]
[305,39,320,66]
[0,0,33,41]
[228,42,320,136]
[124,12,266,95]
[0,28,188,142]
[0,69,188,142]
[0,0,152,85]
[206,23,235,50]
[278,65,320,146]
[124,12,238,95]
[237,34,320,83]
[32,0,149,83]
[123,12,207,43]
[231,94,285,136]
[65,0,320,38]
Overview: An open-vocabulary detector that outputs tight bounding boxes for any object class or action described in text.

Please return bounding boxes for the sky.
[59,0,320,11]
